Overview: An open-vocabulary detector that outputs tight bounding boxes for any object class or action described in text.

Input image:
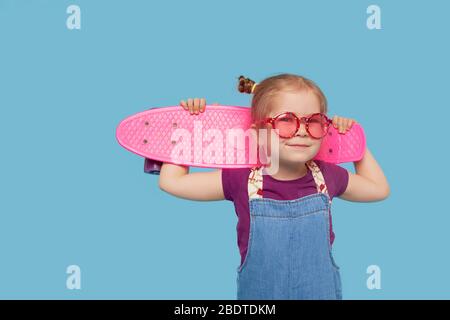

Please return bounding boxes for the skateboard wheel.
[144,158,162,175]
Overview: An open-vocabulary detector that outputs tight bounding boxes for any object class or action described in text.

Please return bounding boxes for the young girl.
[159,74,390,300]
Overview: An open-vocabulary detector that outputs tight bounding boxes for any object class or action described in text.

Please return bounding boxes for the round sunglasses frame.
[258,112,333,139]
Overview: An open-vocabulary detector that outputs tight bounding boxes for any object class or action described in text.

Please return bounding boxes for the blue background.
[0,0,448,299]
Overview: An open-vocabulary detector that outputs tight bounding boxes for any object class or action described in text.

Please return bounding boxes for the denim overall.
[236,160,342,300]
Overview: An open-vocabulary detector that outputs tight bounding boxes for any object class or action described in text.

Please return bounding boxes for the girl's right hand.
[180,98,219,115]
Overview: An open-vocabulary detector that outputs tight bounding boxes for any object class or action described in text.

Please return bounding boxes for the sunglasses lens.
[273,113,297,137]
[308,114,329,138]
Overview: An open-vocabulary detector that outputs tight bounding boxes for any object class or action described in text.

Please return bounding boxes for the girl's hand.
[180,98,219,115]
[332,115,357,134]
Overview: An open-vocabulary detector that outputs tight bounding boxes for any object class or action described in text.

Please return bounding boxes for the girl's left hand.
[332,115,357,134]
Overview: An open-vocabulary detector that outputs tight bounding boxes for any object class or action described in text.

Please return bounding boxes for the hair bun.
[237,75,257,94]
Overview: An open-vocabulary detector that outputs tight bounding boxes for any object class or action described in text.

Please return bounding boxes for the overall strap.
[305,160,331,202]
[306,160,334,244]
[248,167,264,199]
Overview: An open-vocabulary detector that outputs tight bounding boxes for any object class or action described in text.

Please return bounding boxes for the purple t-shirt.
[221,160,349,266]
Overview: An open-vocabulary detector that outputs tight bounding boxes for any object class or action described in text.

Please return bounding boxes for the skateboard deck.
[116,105,366,174]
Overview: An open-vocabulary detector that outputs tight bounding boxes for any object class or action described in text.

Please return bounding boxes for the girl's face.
[258,90,323,166]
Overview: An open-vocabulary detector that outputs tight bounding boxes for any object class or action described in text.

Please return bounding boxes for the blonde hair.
[237,74,328,127]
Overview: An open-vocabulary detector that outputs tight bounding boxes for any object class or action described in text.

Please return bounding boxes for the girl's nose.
[296,122,308,137]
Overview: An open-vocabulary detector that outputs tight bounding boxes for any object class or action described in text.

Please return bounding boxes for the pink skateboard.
[116,105,366,174]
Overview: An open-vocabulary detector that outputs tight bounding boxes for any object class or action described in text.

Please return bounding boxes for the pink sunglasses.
[257,112,332,139]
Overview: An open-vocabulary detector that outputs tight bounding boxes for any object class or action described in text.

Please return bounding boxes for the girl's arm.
[331,116,390,202]
[339,146,390,202]
[158,97,225,201]
[159,164,225,201]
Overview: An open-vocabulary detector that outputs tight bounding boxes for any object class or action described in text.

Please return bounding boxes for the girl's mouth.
[286,144,310,149]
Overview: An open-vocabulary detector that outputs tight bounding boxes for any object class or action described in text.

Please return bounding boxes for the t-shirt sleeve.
[221,168,237,201]
[318,160,349,199]
[221,168,249,202]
